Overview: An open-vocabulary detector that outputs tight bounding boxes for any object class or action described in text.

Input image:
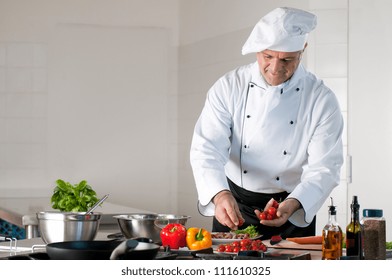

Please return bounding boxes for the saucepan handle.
[110,239,139,260]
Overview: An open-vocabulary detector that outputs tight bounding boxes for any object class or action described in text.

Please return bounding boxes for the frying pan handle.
[110,239,139,260]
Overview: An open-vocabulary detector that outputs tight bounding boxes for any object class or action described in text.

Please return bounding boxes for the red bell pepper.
[160,223,187,249]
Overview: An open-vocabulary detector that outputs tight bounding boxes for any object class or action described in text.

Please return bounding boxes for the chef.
[190,7,344,239]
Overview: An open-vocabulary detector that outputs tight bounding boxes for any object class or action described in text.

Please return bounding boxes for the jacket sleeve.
[287,86,344,227]
[190,77,234,216]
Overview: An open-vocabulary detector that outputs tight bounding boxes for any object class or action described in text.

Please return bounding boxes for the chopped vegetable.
[160,223,187,249]
[233,225,260,238]
[51,179,99,212]
[211,232,251,239]
[186,227,212,250]
[286,236,323,244]
[386,241,392,249]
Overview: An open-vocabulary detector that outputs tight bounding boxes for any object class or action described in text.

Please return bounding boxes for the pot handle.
[154,219,169,229]
[110,239,139,260]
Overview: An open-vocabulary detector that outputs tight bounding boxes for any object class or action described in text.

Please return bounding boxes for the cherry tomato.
[232,246,240,253]
[259,211,267,220]
[217,239,268,254]
[254,239,262,245]
[253,245,262,251]
[272,200,279,209]
[225,245,233,252]
[267,207,277,218]
[217,244,225,252]
[240,246,248,251]
[240,239,251,247]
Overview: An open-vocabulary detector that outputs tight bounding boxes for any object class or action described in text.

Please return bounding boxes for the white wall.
[348,0,392,240]
[0,0,179,214]
[307,1,349,235]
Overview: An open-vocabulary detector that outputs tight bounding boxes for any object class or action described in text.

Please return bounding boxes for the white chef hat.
[242,7,317,55]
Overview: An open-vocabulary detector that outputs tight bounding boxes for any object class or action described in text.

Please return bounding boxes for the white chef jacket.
[190,61,344,227]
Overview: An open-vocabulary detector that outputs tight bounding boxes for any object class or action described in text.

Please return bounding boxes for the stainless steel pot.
[37,211,101,244]
[113,213,190,243]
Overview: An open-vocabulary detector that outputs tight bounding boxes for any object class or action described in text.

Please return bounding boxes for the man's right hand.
[213,190,244,230]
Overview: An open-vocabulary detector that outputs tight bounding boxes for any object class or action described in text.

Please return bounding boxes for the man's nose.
[269,59,282,73]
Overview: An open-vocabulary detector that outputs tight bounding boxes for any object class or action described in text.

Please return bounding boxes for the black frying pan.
[46,239,160,260]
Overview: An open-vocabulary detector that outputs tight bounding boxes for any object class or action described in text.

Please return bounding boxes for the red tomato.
[267,207,277,218]
[225,245,233,252]
[259,211,267,220]
[232,246,240,253]
[217,239,268,254]
[272,200,279,209]
[217,244,225,252]
[240,239,251,247]
[260,244,267,252]
[250,245,259,250]
[255,239,263,245]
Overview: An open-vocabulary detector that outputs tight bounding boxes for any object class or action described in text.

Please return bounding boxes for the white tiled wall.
[0,42,48,195]
[0,0,180,213]
[308,1,349,233]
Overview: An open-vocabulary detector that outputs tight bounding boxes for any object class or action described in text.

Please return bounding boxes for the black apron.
[212,178,316,240]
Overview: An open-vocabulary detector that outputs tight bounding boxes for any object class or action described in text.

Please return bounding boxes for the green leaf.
[50,179,99,212]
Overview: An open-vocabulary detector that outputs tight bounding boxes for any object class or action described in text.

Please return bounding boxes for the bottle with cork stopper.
[345,195,362,259]
[322,197,343,260]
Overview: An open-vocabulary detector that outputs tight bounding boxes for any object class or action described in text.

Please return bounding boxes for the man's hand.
[213,190,244,230]
[254,198,301,227]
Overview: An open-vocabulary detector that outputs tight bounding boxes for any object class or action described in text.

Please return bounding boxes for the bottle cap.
[328,197,337,215]
[351,195,360,211]
[363,209,383,218]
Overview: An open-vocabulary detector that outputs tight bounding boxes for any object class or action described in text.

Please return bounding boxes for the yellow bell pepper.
[186,227,212,250]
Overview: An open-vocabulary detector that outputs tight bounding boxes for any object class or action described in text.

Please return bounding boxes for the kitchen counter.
[0,197,152,239]
[0,232,323,260]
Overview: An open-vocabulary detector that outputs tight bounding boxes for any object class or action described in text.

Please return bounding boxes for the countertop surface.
[0,232,323,260]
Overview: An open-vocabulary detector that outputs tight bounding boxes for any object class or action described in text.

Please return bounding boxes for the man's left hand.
[254,198,301,227]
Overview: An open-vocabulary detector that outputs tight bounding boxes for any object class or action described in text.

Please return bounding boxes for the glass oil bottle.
[345,195,362,259]
[322,197,343,260]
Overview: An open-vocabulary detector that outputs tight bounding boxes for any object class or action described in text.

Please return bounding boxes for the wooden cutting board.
[266,239,322,251]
